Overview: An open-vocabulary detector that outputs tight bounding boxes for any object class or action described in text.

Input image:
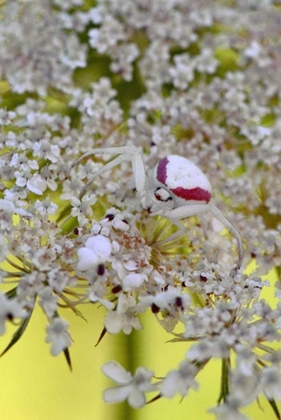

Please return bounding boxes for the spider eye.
[154,187,173,202]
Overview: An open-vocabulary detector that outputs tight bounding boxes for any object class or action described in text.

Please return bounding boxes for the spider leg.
[149,207,199,246]
[152,203,244,270]
[69,146,150,206]
[154,215,209,246]
[208,204,244,270]
[78,153,132,198]
[153,219,187,245]
[130,149,149,208]
[68,146,139,176]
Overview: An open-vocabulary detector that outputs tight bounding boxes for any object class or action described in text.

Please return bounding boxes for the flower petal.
[102,361,132,383]
[103,385,131,403]
[77,248,99,271]
[85,235,112,259]
[104,311,123,334]
[161,371,179,398]
[128,389,146,409]
[122,273,145,291]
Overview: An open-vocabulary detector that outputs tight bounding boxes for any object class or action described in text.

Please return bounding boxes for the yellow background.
[0,266,280,419]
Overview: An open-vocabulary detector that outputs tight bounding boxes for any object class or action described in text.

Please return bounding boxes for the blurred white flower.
[104,310,142,335]
[70,194,97,225]
[102,361,156,408]
[38,287,59,318]
[260,366,281,400]
[0,293,26,335]
[210,403,250,420]
[0,198,31,217]
[46,318,72,356]
[15,172,47,195]
[161,360,198,398]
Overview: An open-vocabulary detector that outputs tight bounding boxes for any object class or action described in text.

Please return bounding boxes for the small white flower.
[0,109,16,125]
[0,198,31,217]
[38,287,59,318]
[210,403,250,420]
[235,345,257,376]
[31,247,56,271]
[187,340,215,361]
[34,198,58,215]
[111,214,130,231]
[89,6,103,24]
[123,259,138,271]
[244,41,261,59]
[161,361,198,398]
[70,194,97,225]
[260,366,281,400]
[77,235,112,271]
[105,293,142,334]
[46,318,72,356]
[27,174,47,195]
[0,293,26,335]
[102,361,156,408]
[71,194,97,213]
[47,269,71,293]
[89,281,115,311]
[53,0,84,11]
[0,236,9,262]
[10,153,39,171]
[104,310,142,335]
[227,370,261,406]
[140,287,190,314]
[13,169,45,198]
[122,273,147,292]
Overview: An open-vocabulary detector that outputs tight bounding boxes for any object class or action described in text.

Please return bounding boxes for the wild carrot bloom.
[0,0,281,418]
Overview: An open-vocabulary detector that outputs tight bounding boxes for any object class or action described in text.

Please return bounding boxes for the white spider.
[69,146,244,270]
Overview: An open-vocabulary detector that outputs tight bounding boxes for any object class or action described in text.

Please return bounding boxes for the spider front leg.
[69,146,151,206]
[207,204,244,270]
[78,153,131,199]
[153,203,244,271]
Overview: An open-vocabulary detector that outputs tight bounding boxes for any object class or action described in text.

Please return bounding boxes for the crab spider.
[69,146,244,270]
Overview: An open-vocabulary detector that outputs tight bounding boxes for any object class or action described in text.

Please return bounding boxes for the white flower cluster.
[68,78,124,137]
[0,0,281,418]
[0,0,87,95]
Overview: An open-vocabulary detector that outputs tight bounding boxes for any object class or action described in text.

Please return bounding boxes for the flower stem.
[218,358,230,404]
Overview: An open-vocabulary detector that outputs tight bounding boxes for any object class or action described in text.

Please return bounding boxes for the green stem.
[218,358,230,404]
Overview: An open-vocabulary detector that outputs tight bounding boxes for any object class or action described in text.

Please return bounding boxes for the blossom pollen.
[151,303,160,314]
[175,297,184,310]
[97,264,105,276]
[112,285,122,294]
[106,214,115,221]
[6,313,14,321]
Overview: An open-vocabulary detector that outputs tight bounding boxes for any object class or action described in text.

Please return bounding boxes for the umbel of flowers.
[0,0,281,418]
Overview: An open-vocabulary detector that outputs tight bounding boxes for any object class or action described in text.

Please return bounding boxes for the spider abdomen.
[155,155,212,205]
